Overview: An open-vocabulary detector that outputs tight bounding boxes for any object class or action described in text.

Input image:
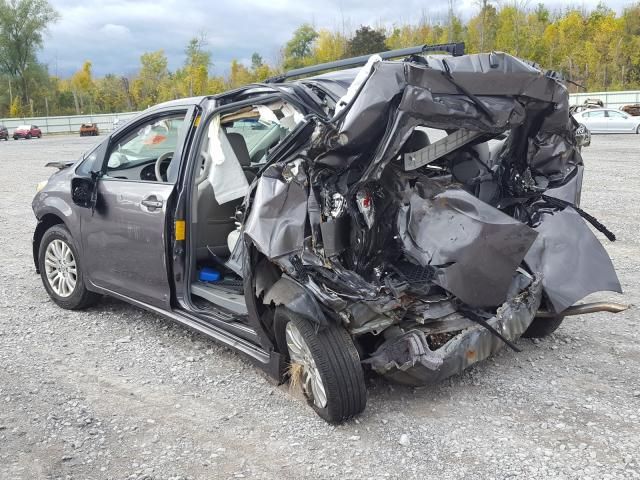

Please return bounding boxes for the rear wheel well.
[33,214,64,272]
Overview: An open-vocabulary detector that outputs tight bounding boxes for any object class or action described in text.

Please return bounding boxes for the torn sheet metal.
[397,181,538,307]
[243,164,307,259]
[335,54,382,115]
[369,276,542,386]
[237,50,621,388]
[524,208,621,313]
[363,330,444,375]
[263,275,328,326]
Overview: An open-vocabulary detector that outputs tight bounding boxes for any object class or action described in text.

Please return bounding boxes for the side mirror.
[71,176,96,208]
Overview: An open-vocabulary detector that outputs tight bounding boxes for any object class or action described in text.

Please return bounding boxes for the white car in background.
[573,108,640,134]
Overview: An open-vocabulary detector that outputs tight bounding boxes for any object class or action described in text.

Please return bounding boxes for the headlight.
[36,180,48,192]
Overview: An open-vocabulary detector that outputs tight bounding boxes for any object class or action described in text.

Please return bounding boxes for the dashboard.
[106,157,171,182]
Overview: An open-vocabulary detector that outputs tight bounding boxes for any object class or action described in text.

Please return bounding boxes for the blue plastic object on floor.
[199,267,221,282]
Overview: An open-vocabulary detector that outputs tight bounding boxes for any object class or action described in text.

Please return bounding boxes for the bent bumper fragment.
[366,276,543,386]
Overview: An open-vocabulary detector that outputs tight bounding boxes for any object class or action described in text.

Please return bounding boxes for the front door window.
[105,114,187,182]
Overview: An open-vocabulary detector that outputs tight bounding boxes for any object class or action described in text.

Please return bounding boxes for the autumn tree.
[0,0,58,102]
[5,3,640,117]
[94,74,129,113]
[228,59,253,88]
[181,36,211,97]
[70,60,94,114]
[621,4,640,86]
[311,29,347,63]
[131,50,169,109]
[467,1,498,52]
[495,4,527,56]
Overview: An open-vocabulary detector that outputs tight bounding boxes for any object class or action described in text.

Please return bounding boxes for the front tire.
[636,124,640,134]
[276,308,367,423]
[38,225,99,310]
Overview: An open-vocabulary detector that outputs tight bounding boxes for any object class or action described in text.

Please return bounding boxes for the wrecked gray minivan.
[32,43,625,423]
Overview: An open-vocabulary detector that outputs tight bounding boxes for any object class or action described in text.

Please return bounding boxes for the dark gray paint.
[397,182,538,307]
[80,179,175,308]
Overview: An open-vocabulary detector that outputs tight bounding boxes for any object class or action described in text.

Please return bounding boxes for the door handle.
[141,195,163,211]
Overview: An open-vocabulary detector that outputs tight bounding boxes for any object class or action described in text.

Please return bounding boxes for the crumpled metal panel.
[369,276,543,386]
[363,329,443,374]
[544,165,583,205]
[526,104,582,185]
[243,165,307,260]
[397,181,538,307]
[263,275,328,326]
[337,61,406,152]
[524,208,622,313]
[326,52,620,314]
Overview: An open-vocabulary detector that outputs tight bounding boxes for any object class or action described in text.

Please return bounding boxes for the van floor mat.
[210,277,244,295]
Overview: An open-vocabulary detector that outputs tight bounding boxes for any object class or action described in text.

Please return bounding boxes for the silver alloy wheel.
[44,239,77,297]
[285,322,328,409]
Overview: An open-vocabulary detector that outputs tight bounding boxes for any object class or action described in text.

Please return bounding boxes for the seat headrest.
[401,129,431,153]
[227,132,251,166]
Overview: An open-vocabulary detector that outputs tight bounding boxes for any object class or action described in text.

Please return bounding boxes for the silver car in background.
[573,108,640,134]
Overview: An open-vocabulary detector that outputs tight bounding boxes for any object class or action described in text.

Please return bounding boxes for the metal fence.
[2,91,639,136]
[0,111,140,136]
[569,91,640,109]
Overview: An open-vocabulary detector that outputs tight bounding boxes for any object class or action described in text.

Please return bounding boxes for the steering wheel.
[155,151,174,182]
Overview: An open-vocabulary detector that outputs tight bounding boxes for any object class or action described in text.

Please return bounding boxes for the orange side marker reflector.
[175,220,186,241]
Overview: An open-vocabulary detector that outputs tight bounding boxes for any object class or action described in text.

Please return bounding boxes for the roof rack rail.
[266,42,465,83]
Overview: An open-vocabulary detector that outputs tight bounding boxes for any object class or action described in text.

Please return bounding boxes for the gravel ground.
[0,134,638,480]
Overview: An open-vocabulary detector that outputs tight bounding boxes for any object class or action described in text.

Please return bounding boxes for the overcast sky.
[40,0,632,78]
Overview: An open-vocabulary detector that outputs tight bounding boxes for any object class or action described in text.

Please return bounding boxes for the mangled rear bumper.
[365,276,543,386]
[237,51,622,388]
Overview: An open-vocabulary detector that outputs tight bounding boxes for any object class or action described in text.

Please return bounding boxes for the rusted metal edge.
[536,302,629,318]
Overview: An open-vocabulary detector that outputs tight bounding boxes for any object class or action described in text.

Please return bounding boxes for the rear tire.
[38,225,99,310]
[636,125,640,134]
[276,308,367,423]
[522,315,565,338]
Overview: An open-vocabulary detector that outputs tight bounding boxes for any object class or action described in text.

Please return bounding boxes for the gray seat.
[195,133,254,260]
[228,132,257,184]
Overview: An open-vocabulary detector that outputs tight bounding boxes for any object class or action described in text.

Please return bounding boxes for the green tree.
[182,36,211,96]
[467,2,498,52]
[283,24,318,69]
[347,26,387,57]
[251,52,263,69]
[228,59,254,88]
[94,74,129,113]
[495,4,526,56]
[0,0,58,102]
[131,50,169,109]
